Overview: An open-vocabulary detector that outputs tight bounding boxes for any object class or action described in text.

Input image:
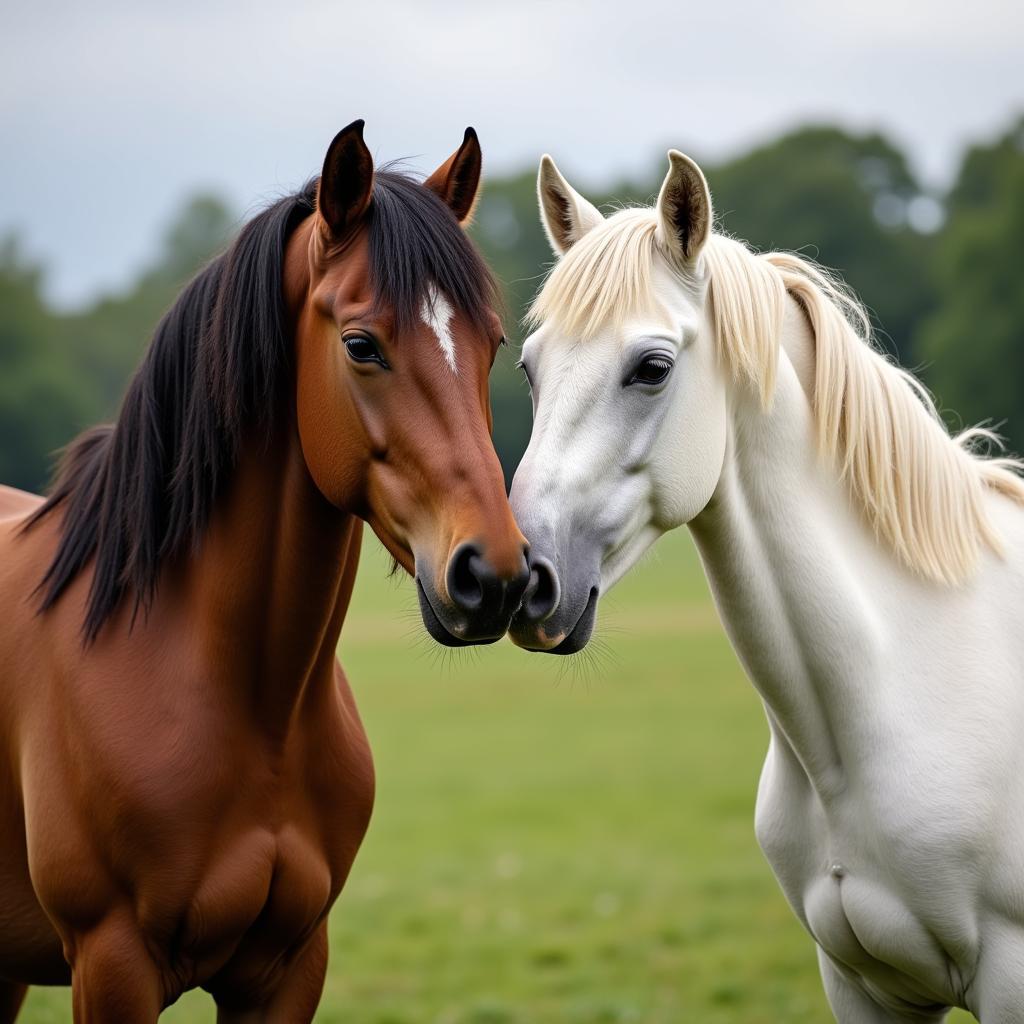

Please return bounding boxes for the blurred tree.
[157,195,237,284]
[65,194,236,416]
[945,119,1024,217]
[709,126,936,364]
[0,237,94,491]
[917,118,1024,452]
[0,195,235,491]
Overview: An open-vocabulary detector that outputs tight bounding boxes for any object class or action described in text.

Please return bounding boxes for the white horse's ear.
[656,150,713,265]
[537,155,604,255]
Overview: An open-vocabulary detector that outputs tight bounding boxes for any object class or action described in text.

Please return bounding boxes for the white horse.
[507,149,1024,1021]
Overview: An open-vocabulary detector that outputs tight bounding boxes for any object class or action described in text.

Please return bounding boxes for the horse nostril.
[521,555,560,623]
[447,542,485,612]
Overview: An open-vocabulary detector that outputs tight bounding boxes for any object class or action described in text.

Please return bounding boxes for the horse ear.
[655,150,713,265]
[537,155,604,255]
[424,127,482,225]
[318,119,374,239]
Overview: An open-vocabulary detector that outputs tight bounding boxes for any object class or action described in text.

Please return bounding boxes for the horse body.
[0,425,373,1011]
[0,122,527,1020]
[693,306,1024,1018]
[510,150,1024,1019]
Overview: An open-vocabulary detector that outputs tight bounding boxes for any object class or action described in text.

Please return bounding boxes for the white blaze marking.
[420,287,457,375]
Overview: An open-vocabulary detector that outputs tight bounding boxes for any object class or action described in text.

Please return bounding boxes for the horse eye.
[344,334,388,368]
[627,355,673,387]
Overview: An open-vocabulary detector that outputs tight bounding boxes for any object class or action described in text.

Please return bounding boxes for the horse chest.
[150,732,372,997]
[174,823,340,996]
[754,743,972,1009]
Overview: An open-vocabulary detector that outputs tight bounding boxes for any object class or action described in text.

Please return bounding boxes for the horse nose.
[446,541,530,615]
[518,553,561,624]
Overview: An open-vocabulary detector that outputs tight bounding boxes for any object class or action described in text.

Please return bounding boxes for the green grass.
[21,531,974,1022]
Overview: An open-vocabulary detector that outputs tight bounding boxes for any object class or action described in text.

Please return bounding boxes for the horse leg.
[818,950,948,1024]
[214,925,328,1024]
[0,982,28,1024]
[68,916,162,1023]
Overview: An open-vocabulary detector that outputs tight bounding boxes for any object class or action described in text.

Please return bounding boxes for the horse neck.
[688,299,903,796]
[184,419,358,736]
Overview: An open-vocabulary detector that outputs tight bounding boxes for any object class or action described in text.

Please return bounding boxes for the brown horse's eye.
[344,334,389,369]
[627,355,673,387]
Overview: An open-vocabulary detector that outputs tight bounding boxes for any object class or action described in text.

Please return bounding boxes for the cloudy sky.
[3,0,1022,307]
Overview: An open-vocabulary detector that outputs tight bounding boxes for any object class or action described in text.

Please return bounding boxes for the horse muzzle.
[416,541,530,646]
[508,551,600,655]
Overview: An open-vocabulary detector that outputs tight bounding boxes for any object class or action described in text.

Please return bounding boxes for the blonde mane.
[529,211,1024,585]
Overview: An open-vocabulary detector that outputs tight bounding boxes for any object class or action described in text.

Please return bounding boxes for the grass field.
[21,530,974,1023]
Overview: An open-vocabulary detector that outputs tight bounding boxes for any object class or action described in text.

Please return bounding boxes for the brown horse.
[0,120,528,1021]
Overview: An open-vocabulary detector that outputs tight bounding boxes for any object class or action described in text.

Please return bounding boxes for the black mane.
[27,170,497,642]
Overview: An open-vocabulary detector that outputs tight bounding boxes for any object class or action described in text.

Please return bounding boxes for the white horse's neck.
[688,298,923,798]
[684,294,1024,1014]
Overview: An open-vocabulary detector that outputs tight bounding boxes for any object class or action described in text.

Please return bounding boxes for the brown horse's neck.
[185,420,359,738]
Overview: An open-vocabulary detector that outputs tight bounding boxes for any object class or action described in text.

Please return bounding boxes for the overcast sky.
[3,0,1022,307]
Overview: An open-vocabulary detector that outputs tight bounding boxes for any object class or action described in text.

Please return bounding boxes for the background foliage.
[3,118,1023,493]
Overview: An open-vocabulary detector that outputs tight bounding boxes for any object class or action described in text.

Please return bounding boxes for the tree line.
[2,119,1021,493]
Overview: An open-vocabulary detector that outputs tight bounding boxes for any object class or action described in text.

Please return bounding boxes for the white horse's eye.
[627,355,673,387]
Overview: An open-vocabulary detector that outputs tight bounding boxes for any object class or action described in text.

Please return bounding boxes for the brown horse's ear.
[424,127,482,225]
[318,119,374,239]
